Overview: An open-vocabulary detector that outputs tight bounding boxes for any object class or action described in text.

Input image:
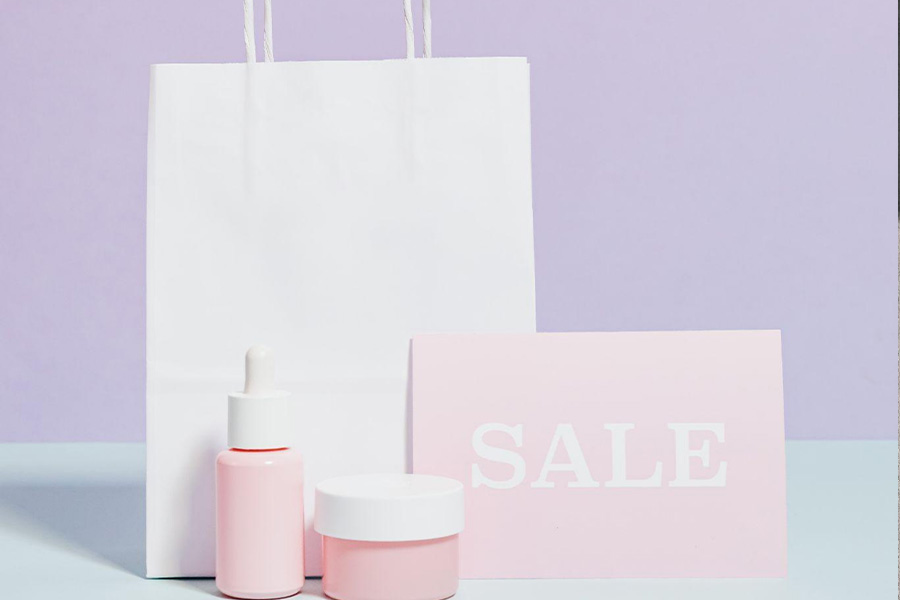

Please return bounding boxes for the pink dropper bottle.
[216,345,304,599]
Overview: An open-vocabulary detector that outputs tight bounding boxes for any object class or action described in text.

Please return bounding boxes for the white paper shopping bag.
[146,1,536,578]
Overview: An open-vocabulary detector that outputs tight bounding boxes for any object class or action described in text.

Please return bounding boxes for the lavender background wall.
[0,1,896,441]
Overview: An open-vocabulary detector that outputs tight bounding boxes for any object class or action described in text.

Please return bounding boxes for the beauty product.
[314,474,464,600]
[216,345,304,599]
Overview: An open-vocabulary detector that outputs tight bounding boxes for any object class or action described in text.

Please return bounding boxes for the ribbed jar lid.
[314,473,464,542]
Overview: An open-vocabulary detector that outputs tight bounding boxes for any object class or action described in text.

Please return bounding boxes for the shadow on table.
[0,482,145,577]
[171,577,325,598]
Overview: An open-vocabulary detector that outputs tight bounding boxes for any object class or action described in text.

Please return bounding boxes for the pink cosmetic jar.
[314,473,464,600]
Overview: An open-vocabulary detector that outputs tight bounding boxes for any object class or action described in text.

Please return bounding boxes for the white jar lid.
[314,474,464,542]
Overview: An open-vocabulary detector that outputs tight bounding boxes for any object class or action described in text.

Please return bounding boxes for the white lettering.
[531,424,601,488]
[667,423,727,487]
[604,423,663,488]
[471,423,527,489]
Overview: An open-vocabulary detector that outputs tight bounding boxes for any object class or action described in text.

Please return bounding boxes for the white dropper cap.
[227,345,293,450]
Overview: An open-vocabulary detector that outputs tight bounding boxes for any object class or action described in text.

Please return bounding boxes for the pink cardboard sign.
[411,331,786,579]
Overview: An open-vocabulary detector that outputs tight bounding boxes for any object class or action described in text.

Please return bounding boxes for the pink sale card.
[411,331,787,579]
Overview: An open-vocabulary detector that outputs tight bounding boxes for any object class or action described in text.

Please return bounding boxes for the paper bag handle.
[244,0,434,63]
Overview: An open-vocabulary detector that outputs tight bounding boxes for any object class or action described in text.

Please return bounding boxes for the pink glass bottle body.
[216,448,304,599]
[322,534,458,600]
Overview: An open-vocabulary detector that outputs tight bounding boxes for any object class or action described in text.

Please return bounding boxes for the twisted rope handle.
[244,0,274,63]
[244,0,430,62]
[423,0,432,58]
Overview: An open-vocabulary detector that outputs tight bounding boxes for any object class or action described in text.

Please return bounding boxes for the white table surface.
[0,441,896,599]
